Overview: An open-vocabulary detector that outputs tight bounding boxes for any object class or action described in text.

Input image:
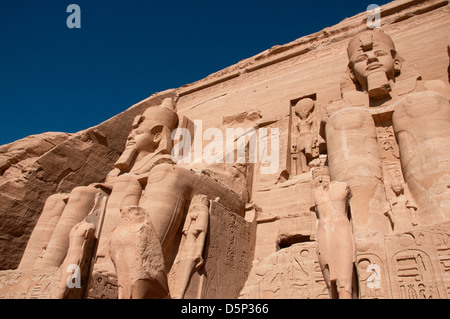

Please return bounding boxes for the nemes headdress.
[115,98,179,172]
[347,29,396,61]
[134,97,179,132]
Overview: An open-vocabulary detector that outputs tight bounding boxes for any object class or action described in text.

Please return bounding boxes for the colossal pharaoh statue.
[309,27,450,300]
[325,29,450,236]
[17,98,254,299]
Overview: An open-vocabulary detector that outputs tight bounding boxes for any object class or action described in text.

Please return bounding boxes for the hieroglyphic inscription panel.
[200,201,256,299]
[240,243,329,299]
[355,223,450,299]
[0,268,60,299]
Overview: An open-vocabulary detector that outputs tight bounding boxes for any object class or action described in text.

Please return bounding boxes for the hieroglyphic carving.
[385,228,447,299]
[432,228,450,298]
[0,268,60,299]
[393,250,436,299]
[87,272,118,299]
[313,260,330,299]
[376,124,399,161]
[203,201,255,299]
[354,223,450,299]
[239,243,329,299]
[438,248,450,298]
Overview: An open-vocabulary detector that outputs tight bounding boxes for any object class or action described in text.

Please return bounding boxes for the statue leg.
[94,173,143,274]
[139,164,191,266]
[336,281,353,299]
[18,193,69,270]
[299,151,309,173]
[326,108,389,233]
[392,91,450,223]
[34,186,105,269]
[291,153,299,176]
[56,193,107,299]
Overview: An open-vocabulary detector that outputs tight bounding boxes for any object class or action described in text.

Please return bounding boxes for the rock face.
[1,0,450,299]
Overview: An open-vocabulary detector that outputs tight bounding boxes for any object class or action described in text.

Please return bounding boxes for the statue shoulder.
[423,79,450,100]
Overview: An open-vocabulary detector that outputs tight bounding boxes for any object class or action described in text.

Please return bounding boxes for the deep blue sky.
[0,0,392,146]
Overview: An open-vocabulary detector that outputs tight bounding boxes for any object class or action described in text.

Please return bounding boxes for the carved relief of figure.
[291,98,324,175]
[313,180,356,299]
[291,98,315,174]
[171,195,209,299]
[377,125,399,161]
[385,181,419,232]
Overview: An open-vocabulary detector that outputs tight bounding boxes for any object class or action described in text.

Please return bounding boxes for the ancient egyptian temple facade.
[0,0,449,299]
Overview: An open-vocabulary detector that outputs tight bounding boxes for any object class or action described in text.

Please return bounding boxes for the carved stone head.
[129,98,178,154]
[293,98,315,120]
[347,29,402,99]
[115,97,179,171]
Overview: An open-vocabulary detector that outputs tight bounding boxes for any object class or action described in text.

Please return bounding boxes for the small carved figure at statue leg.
[171,195,209,299]
[314,181,357,299]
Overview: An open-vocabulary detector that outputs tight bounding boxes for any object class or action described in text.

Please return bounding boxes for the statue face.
[350,47,396,87]
[347,30,402,94]
[126,128,160,153]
